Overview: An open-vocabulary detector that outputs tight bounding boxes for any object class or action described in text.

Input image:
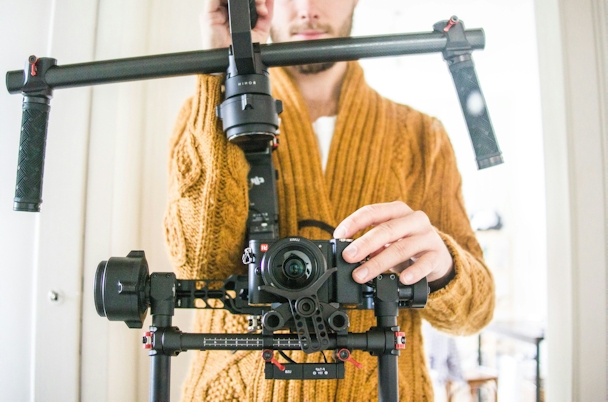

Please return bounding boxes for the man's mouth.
[291,28,328,41]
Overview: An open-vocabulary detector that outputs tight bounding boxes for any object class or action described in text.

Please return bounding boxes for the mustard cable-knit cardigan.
[164,62,495,401]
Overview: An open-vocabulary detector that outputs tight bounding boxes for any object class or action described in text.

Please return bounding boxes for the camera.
[246,237,364,306]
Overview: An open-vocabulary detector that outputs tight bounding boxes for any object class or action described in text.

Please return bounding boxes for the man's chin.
[293,62,336,75]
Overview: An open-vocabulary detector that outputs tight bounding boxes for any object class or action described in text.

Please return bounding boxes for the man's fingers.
[252,0,273,37]
[202,0,228,27]
[204,8,228,26]
[205,0,266,25]
[399,253,436,285]
[351,236,429,283]
[203,0,218,13]
[334,201,413,239]
[204,0,227,14]
[202,0,273,49]
[255,0,269,16]
[342,210,430,263]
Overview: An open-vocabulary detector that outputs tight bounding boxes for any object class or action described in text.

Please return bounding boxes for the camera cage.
[6,1,502,400]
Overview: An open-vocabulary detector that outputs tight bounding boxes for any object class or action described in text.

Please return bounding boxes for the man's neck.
[287,62,348,122]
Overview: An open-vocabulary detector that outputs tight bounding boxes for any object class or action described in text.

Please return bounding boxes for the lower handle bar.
[156,330,392,354]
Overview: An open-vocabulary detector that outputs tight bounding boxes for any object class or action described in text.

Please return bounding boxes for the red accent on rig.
[143,331,153,349]
[28,56,38,76]
[336,348,363,369]
[443,16,459,32]
[262,349,285,371]
[395,331,406,350]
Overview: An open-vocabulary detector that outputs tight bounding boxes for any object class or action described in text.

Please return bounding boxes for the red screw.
[262,349,285,371]
[443,16,459,32]
[28,55,38,76]
[337,348,362,369]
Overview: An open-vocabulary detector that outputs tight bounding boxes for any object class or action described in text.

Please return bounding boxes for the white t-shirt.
[311,115,337,172]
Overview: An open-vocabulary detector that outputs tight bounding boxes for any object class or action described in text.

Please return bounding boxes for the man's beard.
[270,13,354,75]
[293,62,336,75]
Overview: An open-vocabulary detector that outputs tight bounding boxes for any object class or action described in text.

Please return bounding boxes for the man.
[163,0,495,400]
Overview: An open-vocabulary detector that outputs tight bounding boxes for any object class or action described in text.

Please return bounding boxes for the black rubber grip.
[249,0,258,29]
[449,60,503,169]
[14,96,51,212]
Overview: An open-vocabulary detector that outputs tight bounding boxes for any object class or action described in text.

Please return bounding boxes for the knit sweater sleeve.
[163,75,250,279]
[419,118,495,335]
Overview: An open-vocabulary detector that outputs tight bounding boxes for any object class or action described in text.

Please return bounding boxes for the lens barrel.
[261,238,326,292]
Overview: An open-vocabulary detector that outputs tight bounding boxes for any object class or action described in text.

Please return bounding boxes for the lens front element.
[283,252,309,279]
[261,238,326,292]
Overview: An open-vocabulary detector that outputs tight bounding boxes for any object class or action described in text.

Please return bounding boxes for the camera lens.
[275,250,313,289]
[260,237,327,292]
[284,256,306,279]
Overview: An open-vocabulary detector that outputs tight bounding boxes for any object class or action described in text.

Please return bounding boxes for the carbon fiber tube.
[150,314,172,402]
[378,354,399,402]
[14,96,51,212]
[449,59,503,168]
[178,333,370,351]
[150,355,171,402]
[6,30,485,93]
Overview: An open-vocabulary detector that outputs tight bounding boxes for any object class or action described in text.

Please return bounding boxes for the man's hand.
[333,201,454,287]
[201,0,274,49]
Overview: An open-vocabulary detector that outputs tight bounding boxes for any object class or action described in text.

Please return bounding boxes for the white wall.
[1,1,200,401]
[0,3,53,400]
[0,1,98,401]
[0,0,605,401]
[535,0,607,400]
[79,2,203,400]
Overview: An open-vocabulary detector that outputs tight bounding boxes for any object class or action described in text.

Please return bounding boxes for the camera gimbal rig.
[7,1,501,400]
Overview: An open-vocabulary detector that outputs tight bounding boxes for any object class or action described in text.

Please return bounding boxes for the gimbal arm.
[8,1,502,401]
[5,32,486,93]
[94,249,428,402]
[6,26,496,212]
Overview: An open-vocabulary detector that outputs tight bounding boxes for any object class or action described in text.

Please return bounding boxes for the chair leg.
[446,381,454,402]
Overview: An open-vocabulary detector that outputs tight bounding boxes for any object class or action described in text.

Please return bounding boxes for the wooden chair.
[447,366,498,402]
